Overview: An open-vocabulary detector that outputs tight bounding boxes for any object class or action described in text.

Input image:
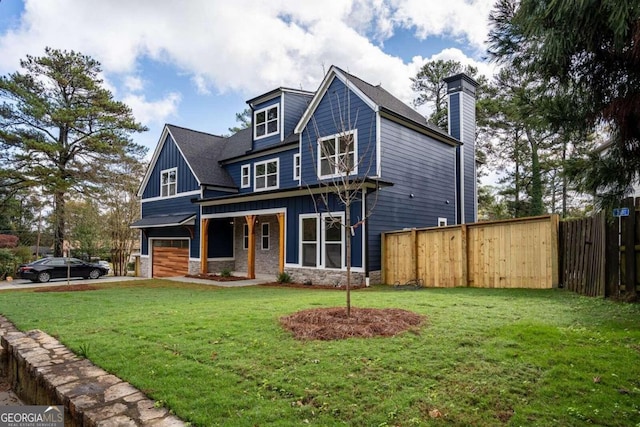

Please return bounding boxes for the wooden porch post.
[277,212,285,274]
[246,215,256,279]
[200,218,210,274]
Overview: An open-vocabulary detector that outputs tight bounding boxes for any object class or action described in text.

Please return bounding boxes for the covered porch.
[200,209,286,279]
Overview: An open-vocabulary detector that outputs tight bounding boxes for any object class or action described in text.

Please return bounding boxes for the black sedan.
[16,257,109,283]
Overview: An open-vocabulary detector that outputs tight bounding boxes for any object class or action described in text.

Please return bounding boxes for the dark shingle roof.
[336,67,449,137]
[219,127,252,161]
[166,124,236,188]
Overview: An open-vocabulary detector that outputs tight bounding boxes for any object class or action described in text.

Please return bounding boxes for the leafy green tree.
[67,199,105,260]
[488,0,640,207]
[0,48,147,256]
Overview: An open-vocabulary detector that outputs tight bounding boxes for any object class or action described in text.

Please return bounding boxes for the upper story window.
[318,130,357,179]
[254,105,279,140]
[254,158,279,191]
[160,168,177,197]
[241,165,250,189]
[293,153,301,181]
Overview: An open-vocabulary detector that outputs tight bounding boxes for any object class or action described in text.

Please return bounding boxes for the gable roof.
[294,65,457,145]
[137,124,236,197]
[166,125,236,188]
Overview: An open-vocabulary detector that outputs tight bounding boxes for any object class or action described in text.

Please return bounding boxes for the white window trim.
[298,212,345,270]
[243,223,249,250]
[241,164,250,189]
[321,212,345,270]
[261,222,270,250]
[293,153,301,181]
[317,130,358,179]
[254,158,279,192]
[160,167,177,198]
[254,104,279,140]
[299,214,320,268]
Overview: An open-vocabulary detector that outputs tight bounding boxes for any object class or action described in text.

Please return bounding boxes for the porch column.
[200,218,210,274]
[245,215,256,279]
[277,212,285,274]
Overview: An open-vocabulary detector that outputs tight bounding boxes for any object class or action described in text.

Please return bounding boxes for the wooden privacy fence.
[382,215,559,288]
[559,197,640,298]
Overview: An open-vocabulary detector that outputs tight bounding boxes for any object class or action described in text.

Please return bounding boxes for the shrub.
[0,248,17,280]
[220,268,233,278]
[276,271,292,284]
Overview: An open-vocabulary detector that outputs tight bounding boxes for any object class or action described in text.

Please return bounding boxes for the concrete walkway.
[0,275,146,291]
[163,273,272,287]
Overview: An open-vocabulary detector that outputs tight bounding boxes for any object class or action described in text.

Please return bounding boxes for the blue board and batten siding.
[283,92,312,137]
[461,91,477,223]
[142,135,199,199]
[298,77,377,185]
[367,118,457,271]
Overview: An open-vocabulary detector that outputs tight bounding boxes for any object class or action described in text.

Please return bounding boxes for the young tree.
[305,78,378,317]
[0,48,147,256]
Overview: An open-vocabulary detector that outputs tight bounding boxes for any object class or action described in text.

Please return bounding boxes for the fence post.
[623,197,637,298]
[411,228,418,281]
[461,224,468,287]
[381,232,386,285]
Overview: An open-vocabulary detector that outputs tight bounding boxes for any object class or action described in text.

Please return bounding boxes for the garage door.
[152,240,189,277]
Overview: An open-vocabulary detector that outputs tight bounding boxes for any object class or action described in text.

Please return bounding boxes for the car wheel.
[88,269,101,280]
[37,271,51,283]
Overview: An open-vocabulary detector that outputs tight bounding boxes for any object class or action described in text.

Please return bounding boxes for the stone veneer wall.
[139,256,150,278]
[0,316,185,426]
[285,267,366,287]
[235,216,280,276]
[368,270,382,285]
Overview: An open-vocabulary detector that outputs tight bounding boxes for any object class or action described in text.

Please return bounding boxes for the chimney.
[444,73,479,224]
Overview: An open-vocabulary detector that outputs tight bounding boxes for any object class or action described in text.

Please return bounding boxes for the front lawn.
[1,281,639,426]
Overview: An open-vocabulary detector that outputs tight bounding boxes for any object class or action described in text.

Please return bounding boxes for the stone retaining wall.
[0,316,185,426]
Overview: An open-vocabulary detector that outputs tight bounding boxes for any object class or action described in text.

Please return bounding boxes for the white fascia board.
[294,66,378,135]
[137,125,171,197]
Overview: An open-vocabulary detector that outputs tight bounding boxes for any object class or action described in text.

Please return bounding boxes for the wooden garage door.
[152,240,189,277]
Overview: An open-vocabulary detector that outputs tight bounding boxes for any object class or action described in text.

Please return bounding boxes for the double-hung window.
[261,223,270,250]
[241,165,250,188]
[254,159,279,191]
[160,168,177,197]
[254,105,279,139]
[293,153,301,181]
[299,212,344,269]
[318,130,357,178]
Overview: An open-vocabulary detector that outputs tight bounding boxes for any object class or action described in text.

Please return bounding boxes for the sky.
[0,0,499,157]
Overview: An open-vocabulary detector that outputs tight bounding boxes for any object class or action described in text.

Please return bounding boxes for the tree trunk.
[345,194,351,318]
[527,130,543,216]
[54,191,65,257]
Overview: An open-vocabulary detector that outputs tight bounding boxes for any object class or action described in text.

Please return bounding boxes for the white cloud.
[124,75,145,93]
[0,0,494,92]
[389,0,496,52]
[122,92,181,127]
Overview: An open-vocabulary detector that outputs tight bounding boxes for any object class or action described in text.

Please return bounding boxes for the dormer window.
[254,105,279,139]
[160,168,177,197]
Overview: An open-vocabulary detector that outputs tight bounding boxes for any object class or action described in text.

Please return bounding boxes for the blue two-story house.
[132,66,478,285]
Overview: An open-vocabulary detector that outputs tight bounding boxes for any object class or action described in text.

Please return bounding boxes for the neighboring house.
[132,66,478,284]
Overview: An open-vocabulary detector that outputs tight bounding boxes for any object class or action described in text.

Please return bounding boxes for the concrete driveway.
[0,275,145,291]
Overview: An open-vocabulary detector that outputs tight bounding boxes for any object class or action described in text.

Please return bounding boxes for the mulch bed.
[260,282,366,290]
[34,284,99,292]
[185,274,249,282]
[280,307,426,340]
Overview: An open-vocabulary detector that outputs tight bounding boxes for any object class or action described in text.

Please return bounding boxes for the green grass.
[1,281,639,426]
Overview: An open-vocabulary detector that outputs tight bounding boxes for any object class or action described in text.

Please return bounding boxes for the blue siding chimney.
[444,73,478,224]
